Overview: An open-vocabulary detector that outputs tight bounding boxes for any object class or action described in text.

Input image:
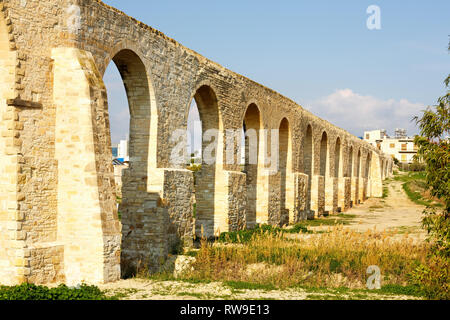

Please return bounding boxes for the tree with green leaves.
[410,46,449,299]
[413,71,449,257]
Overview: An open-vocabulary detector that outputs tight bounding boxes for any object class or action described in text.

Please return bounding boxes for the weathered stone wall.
[0,0,394,285]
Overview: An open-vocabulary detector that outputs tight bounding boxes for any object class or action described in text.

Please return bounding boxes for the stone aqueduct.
[0,0,393,285]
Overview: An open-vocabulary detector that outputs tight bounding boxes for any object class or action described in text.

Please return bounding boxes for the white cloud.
[305,89,424,137]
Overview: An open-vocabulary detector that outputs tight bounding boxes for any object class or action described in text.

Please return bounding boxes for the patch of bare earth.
[98,278,419,300]
[309,178,427,242]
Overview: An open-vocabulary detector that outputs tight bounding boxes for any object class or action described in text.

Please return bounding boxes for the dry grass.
[179,226,430,290]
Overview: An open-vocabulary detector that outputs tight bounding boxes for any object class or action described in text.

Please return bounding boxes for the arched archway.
[242,103,262,228]
[303,125,313,215]
[319,131,328,177]
[331,137,342,213]
[189,85,223,238]
[356,149,362,204]
[335,138,342,178]
[356,149,362,178]
[364,151,372,199]
[279,118,292,225]
[104,50,154,219]
[365,152,372,179]
[348,146,354,178]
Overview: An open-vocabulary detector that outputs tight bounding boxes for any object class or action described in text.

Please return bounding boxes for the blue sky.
[102,0,450,143]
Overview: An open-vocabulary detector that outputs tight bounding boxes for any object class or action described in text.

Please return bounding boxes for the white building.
[117,139,129,162]
[364,129,418,164]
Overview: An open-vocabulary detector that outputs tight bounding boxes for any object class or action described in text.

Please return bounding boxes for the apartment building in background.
[364,129,418,164]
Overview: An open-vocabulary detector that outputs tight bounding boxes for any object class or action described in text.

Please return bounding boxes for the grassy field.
[136,223,438,299]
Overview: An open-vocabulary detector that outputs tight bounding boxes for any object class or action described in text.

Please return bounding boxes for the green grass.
[393,171,442,208]
[300,214,356,227]
[382,185,389,198]
[0,284,114,300]
[303,284,425,300]
[224,281,277,291]
[216,215,358,244]
[217,224,311,244]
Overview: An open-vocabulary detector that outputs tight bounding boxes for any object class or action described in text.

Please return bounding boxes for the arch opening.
[347,146,354,178]
[365,152,372,179]
[242,103,261,228]
[335,138,341,178]
[104,49,153,204]
[304,125,313,214]
[319,132,328,177]
[356,150,362,178]
[188,85,222,237]
[279,118,292,225]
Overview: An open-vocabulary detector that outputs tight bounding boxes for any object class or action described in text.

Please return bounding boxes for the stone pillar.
[121,168,194,275]
[226,171,247,232]
[0,17,25,285]
[369,152,383,197]
[351,177,360,206]
[359,178,366,203]
[364,178,370,200]
[310,175,325,218]
[325,177,338,215]
[52,48,121,285]
[268,172,282,226]
[338,177,351,212]
[256,171,270,226]
[195,170,246,238]
[120,188,169,277]
[292,173,308,223]
[162,169,195,250]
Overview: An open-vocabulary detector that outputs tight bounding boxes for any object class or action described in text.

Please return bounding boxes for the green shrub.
[217,224,310,244]
[410,256,449,300]
[0,284,113,300]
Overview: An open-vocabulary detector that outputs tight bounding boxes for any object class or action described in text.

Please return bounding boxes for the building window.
[366,134,370,140]
[390,143,395,148]
[401,144,407,151]
[402,155,407,162]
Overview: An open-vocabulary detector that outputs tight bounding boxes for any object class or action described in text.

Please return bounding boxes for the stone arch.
[103,41,160,172]
[100,48,158,279]
[356,148,362,178]
[242,103,262,228]
[303,124,314,213]
[189,84,224,237]
[279,117,293,225]
[384,159,389,179]
[365,151,372,179]
[106,49,153,179]
[347,145,354,178]
[334,137,342,178]
[319,131,328,177]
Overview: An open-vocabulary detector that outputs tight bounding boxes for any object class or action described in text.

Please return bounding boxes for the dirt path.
[338,177,427,241]
[98,278,420,301]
